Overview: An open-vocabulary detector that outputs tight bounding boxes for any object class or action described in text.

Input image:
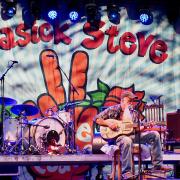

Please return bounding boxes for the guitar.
[100,119,166,140]
[100,119,134,140]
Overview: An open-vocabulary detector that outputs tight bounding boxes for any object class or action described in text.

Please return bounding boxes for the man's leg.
[116,135,133,173]
[134,131,163,167]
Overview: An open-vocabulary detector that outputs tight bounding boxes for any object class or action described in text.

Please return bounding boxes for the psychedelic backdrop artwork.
[0,4,179,179]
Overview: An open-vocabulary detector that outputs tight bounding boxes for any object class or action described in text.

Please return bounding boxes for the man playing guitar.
[94,91,171,178]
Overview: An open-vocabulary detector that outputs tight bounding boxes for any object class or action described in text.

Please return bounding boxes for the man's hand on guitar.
[96,118,118,130]
[106,119,118,130]
[99,119,134,139]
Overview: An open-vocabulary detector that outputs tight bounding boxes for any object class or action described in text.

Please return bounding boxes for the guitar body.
[100,119,134,140]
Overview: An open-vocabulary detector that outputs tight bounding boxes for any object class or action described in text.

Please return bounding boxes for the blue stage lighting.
[69,10,79,22]
[48,10,58,20]
[6,6,16,17]
[139,9,153,25]
[107,5,120,25]
[3,0,17,18]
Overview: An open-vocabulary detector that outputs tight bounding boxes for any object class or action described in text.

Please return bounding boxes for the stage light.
[4,0,17,18]
[107,4,120,24]
[30,0,41,20]
[68,1,81,23]
[69,10,79,22]
[48,10,58,20]
[6,6,16,17]
[139,9,153,25]
[85,3,101,30]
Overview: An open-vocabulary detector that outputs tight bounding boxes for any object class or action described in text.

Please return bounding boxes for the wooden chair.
[144,103,166,148]
[144,103,165,125]
[110,145,145,180]
[109,149,122,180]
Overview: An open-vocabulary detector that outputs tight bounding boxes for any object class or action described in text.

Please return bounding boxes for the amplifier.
[166,112,180,141]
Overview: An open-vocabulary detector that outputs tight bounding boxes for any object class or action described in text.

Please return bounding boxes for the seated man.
[94,91,171,177]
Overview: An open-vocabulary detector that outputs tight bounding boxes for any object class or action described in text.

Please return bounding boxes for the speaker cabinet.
[166,112,180,141]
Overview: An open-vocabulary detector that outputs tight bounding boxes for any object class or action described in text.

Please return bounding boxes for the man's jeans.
[116,131,163,173]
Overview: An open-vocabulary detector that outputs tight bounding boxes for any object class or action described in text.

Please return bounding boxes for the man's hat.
[121,91,137,99]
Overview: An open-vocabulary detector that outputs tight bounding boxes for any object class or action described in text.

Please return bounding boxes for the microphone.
[149,95,163,104]
[12,60,18,64]
[128,105,134,112]
[64,101,81,110]
[44,125,50,129]
[128,105,138,113]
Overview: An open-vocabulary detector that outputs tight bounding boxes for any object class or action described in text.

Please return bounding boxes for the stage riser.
[0,154,180,166]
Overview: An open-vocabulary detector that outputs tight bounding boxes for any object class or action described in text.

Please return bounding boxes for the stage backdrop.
[0,3,179,180]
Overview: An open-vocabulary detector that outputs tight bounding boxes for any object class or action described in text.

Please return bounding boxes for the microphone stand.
[150,95,163,147]
[136,110,143,180]
[157,96,163,147]
[57,65,79,152]
[131,107,143,180]
[0,61,16,152]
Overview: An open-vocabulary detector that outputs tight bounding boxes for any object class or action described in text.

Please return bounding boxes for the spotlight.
[85,3,101,30]
[68,1,81,23]
[4,0,17,18]
[69,10,79,22]
[6,6,16,17]
[30,0,41,20]
[45,0,60,22]
[48,10,58,20]
[107,4,120,24]
[139,9,153,25]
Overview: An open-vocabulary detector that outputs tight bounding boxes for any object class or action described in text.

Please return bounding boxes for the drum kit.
[0,97,79,155]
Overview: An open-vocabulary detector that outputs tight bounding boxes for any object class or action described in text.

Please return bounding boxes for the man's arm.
[96,118,109,126]
[96,117,118,130]
[94,105,120,130]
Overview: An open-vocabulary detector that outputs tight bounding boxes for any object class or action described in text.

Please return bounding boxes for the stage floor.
[0,152,180,166]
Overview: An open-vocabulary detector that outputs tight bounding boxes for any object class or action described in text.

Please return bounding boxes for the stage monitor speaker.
[166,112,180,141]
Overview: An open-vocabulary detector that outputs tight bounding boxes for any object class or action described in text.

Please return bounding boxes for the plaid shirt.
[94,104,140,124]
[94,104,123,121]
